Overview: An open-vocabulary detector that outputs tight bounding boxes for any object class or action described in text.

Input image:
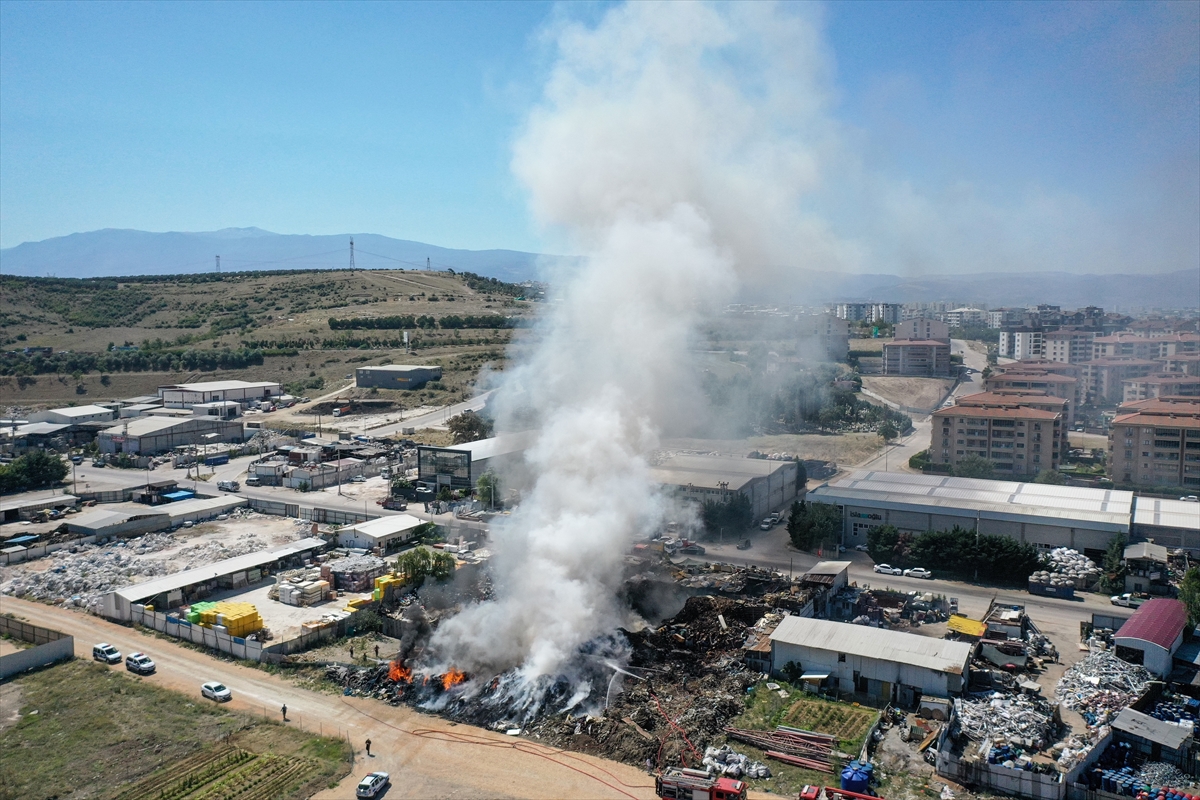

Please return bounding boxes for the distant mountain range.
[0,227,549,284]
[2,227,1196,309]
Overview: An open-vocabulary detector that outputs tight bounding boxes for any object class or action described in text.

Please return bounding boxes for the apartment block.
[1081,358,1158,405]
[1045,329,1097,364]
[894,318,950,342]
[987,308,1025,329]
[1108,397,1200,489]
[1123,374,1200,403]
[1160,354,1200,376]
[944,307,987,328]
[1092,333,1200,360]
[883,339,952,377]
[986,364,1081,406]
[999,328,1044,359]
[834,303,901,325]
[931,402,1064,477]
[799,314,851,360]
[957,390,1073,428]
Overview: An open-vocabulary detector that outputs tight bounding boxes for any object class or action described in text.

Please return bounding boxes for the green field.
[0,659,351,800]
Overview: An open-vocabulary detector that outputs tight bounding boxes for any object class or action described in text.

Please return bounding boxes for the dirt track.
[4,597,661,800]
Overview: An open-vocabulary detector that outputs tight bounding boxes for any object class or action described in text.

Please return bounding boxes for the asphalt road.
[5,596,659,800]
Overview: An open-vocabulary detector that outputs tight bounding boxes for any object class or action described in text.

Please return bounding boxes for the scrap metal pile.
[723,725,837,771]
[953,693,1057,751]
[1137,762,1193,789]
[1056,650,1152,728]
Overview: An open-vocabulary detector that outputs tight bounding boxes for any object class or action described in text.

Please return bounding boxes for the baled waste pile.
[1044,548,1102,583]
[702,744,770,779]
[954,693,1057,751]
[1056,650,1152,728]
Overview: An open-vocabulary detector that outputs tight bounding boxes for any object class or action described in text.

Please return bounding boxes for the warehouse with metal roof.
[769,615,973,703]
[1131,497,1200,554]
[1114,599,1187,677]
[651,453,802,521]
[807,470,1134,555]
[101,537,326,621]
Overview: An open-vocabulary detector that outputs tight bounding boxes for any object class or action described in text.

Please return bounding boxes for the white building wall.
[771,640,958,697]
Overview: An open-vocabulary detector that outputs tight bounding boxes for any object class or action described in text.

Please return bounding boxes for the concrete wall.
[0,618,74,679]
[771,639,963,698]
[0,534,99,565]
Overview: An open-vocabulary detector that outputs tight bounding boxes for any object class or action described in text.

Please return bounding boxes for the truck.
[332,405,351,417]
[204,454,230,466]
[217,480,240,492]
[655,768,746,800]
[1110,592,1149,608]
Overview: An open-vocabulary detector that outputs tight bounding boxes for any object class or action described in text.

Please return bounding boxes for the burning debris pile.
[1056,651,1153,728]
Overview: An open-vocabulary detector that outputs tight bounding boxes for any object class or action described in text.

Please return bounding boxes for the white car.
[201,681,232,702]
[904,567,933,579]
[125,652,156,675]
[759,519,772,531]
[854,544,870,552]
[873,564,902,575]
[356,772,390,798]
[92,643,121,664]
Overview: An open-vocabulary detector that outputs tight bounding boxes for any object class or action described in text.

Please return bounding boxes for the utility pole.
[215,255,221,276]
[349,238,355,270]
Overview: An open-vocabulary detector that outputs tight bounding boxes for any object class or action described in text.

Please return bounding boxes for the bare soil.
[861,376,955,412]
[663,433,882,466]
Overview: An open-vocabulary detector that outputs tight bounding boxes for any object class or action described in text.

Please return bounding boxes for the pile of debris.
[1043,548,1102,583]
[953,693,1057,751]
[702,744,770,779]
[724,725,836,771]
[325,555,387,592]
[1056,650,1152,728]
[1137,762,1193,789]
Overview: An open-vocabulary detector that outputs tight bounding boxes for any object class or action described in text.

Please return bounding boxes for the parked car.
[736,539,752,550]
[244,475,262,487]
[70,455,84,464]
[92,643,122,664]
[201,681,232,702]
[759,519,772,531]
[854,544,870,552]
[125,653,156,675]
[873,564,902,575]
[356,772,391,799]
[1181,496,1199,503]
[677,544,706,556]
[351,475,366,483]
[903,567,933,579]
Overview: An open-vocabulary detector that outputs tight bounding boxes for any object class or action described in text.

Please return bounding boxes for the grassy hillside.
[0,269,535,409]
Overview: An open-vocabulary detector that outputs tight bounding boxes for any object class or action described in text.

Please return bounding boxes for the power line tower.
[215,255,221,276]
[349,238,356,270]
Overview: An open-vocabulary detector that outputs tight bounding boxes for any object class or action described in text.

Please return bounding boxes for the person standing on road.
[374,644,379,659]
[365,738,372,757]
[281,704,287,721]
[349,645,354,659]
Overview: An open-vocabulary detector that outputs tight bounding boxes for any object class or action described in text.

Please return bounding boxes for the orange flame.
[388,661,412,683]
[442,668,466,690]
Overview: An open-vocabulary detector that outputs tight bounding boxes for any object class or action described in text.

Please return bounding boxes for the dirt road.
[4,597,659,800]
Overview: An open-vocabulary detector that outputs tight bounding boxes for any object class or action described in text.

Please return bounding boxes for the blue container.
[841,767,870,794]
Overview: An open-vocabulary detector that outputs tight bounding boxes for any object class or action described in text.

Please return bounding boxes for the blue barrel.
[841,767,870,794]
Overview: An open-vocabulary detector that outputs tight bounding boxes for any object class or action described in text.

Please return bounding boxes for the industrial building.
[1113,599,1186,677]
[1131,497,1200,553]
[808,470,1134,554]
[650,454,802,522]
[29,404,118,425]
[769,616,973,702]
[336,514,424,552]
[894,318,949,342]
[416,431,536,492]
[158,380,281,409]
[66,496,248,539]
[355,365,443,390]
[97,414,244,455]
[1123,541,1171,596]
[101,537,325,621]
[1,492,78,523]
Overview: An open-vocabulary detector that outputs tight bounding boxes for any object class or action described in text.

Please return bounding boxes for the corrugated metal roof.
[163,380,279,392]
[343,514,423,539]
[1115,599,1187,651]
[1112,708,1191,750]
[113,537,325,602]
[1133,498,1200,532]
[770,616,973,674]
[1124,541,1169,562]
[809,471,1133,530]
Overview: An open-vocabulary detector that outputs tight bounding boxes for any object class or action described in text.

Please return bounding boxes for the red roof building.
[1114,598,1187,677]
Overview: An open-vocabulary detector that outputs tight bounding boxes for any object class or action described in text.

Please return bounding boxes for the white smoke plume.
[429,2,839,688]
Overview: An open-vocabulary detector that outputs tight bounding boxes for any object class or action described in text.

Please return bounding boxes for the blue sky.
[1,1,1196,274]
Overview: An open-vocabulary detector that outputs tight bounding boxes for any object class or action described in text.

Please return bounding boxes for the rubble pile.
[0,530,281,612]
[702,744,770,779]
[1056,651,1152,727]
[954,693,1057,751]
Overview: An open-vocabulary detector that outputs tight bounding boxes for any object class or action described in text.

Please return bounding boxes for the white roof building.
[336,514,424,551]
[770,615,973,700]
[158,380,280,408]
[29,404,119,425]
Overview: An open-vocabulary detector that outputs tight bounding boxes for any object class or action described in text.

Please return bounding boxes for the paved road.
[5,597,658,800]
[371,390,495,436]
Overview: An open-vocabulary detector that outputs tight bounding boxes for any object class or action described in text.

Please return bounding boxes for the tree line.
[328,314,513,331]
[1,347,264,376]
[867,523,1044,585]
[0,451,69,494]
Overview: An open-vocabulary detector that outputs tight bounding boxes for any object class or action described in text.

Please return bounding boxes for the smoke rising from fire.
[428,2,836,686]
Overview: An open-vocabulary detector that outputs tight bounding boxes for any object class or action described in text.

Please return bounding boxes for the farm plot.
[112,746,319,800]
[783,697,878,750]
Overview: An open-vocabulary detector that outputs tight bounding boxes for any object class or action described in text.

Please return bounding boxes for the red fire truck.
[655,768,747,800]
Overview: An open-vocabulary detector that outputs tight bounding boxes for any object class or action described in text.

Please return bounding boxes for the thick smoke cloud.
[428,2,836,684]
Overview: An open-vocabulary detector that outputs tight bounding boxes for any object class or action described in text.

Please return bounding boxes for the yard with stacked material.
[0,659,351,800]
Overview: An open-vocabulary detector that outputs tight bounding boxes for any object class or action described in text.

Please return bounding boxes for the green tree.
[878,421,898,445]
[1033,469,1066,485]
[447,410,493,444]
[701,494,753,537]
[431,551,456,581]
[15,450,69,489]
[952,454,996,480]
[788,502,841,552]
[1178,568,1200,628]
[866,524,901,563]
[476,472,500,508]
[1100,534,1128,594]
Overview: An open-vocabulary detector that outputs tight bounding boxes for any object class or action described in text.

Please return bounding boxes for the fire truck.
[655,768,746,800]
